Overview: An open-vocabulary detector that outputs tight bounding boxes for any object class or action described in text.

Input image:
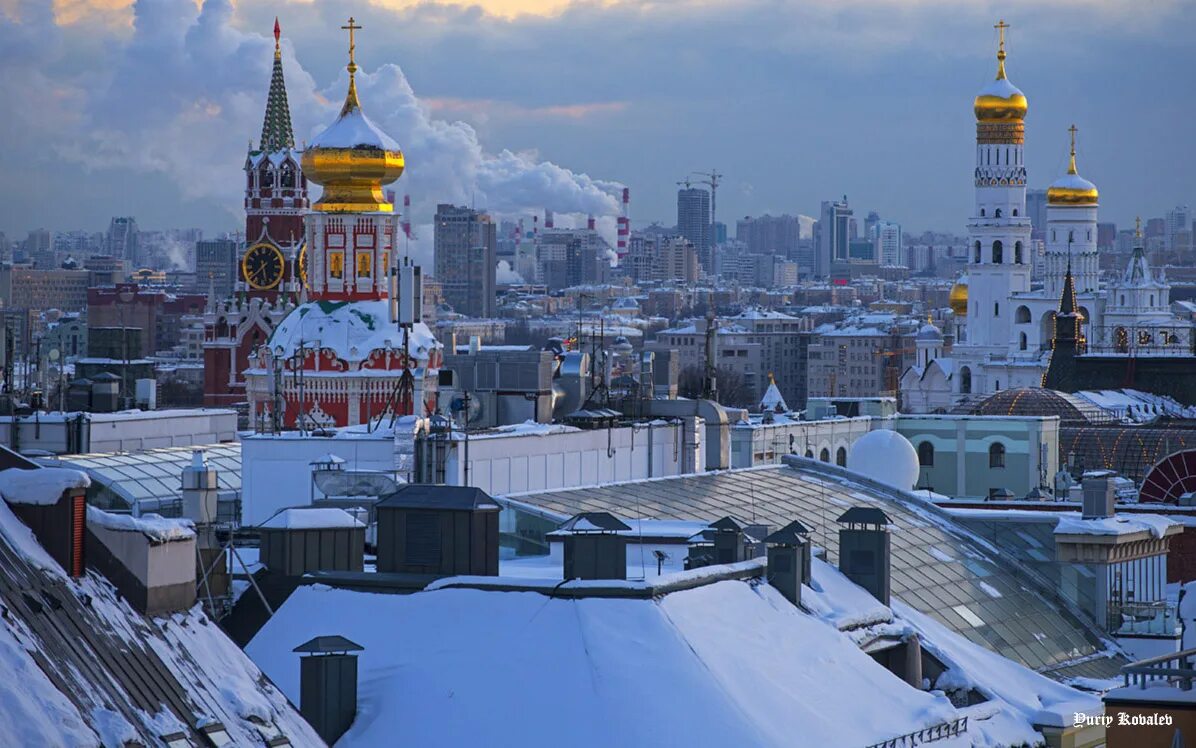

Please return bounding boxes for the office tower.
[814,198,852,279]
[106,217,140,265]
[1025,189,1048,242]
[196,238,239,302]
[434,204,497,318]
[876,222,903,267]
[677,187,712,271]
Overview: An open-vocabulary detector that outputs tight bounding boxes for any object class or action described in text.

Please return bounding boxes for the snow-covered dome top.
[300,20,404,214]
[1047,127,1098,206]
[916,322,943,341]
[268,299,440,365]
[847,430,920,491]
[973,25,1027,122]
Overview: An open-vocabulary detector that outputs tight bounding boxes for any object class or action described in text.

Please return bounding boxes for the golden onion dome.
[949,276,969,317]
[300,18,404,213]
[1047,125,1098,206]
[973,21,1028,122]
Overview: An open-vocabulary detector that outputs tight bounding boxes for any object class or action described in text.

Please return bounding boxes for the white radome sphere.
[847,430,920,491]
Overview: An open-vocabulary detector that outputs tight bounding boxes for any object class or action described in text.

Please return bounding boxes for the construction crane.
[691,168,723,241]
[675,178,693,190]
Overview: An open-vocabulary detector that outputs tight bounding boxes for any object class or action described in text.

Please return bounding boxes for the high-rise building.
[625,234,698,284]
[814,198,852,279]
[196,238,239,302]
[1165,206,1191,251]
[736,214,800,258]
[875,222,903,267]
[677,187,712,271]
[1096,222,1117,250]
[105,217,139,265]
[434,204,497,318]
[1025,189,1048,242]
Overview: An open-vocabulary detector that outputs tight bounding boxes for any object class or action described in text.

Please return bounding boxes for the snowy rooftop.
[269,299,440,364]
[499,462,1124,679]
[260,506,364,530]
[249,558,1097,747]
[0,485,319,746]
[0,467,89,506]
[309,103,402,152]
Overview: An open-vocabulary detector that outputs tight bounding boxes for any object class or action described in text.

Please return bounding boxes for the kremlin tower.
[244,18,441,430]
[203,19,305,408]
[1044,125,1100,298]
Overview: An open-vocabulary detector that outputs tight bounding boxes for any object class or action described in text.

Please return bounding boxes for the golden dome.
[1047,125,1098,206]
[973,20,1028,122]
[300,18,404,213]
[949,277,969,316]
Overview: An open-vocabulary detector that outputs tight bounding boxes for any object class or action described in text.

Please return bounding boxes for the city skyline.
[2,0,1194,244]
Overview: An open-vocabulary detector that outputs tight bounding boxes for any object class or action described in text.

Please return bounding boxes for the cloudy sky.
[2,0,1194,249]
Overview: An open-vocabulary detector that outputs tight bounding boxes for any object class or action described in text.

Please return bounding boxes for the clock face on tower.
[242,242,285,291]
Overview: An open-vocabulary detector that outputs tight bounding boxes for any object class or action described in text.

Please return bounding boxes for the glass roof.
[37,443,242,515]
[502,464,1123,679]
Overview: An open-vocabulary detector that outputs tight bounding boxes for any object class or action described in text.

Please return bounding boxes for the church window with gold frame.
[329,251,344,280]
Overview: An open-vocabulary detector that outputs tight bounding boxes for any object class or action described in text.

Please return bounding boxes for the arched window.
[805,448,814,459]
[1014,240,1024,264]
[918,441,934,467]
[1115,327,1129,352]
[1120,295,1126,306]
[995,208,1003,218]
[259,165,273,189]
[1150,294,1156,306]
[1068,230,1074,243]
[995,379,1000,390]
[1019,332,1027,350]
[1015,305,1031,324]
[989,442,1006,468]
[280,161,296,189]
[1052,230,1056,242]
[994,302,1000,318]
[974,241,982,263]
[980,208,986,217]
[1012,208,1019,217]
[960,366,972,394]
[992,240,1003,264]
[836,446,847,467]
[819,448,830,463]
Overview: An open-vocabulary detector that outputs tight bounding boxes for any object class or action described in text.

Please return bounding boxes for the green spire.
[258,18,295,153]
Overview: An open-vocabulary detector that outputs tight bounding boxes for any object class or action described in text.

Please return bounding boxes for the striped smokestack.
[616,187,630,259]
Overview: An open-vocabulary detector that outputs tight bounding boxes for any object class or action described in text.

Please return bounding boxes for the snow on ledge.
[0,467,90,506]
[86,506,195,543]
[260,507,364,530]
[1054,513,1178,539]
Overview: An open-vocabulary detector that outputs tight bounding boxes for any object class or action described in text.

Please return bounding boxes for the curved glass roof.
[501,462,1122,679]
[957,387,1112,426]
[36,443,242,516]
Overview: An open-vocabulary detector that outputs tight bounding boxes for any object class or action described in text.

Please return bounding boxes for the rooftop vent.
[555,512,631,581]
[294,635,364,745]
[764,520,813,607]
[685,516,749,570]
[375,485,500,577]
[1082,472,1116,519]
[836,507,892,606]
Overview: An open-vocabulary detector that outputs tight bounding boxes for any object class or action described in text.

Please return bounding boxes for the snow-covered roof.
[0,467,90,506]
[260,507,364,530]
[309,105,401,152]
[0,492,320,746]
[1054,512,1179,539]
[250,559,1097,747]
[86,506,195,543]
[269,299,441,364]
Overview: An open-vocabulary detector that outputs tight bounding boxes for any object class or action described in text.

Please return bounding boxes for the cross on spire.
[994,19,1010,78]
[1067,124,1078,174]
[342,17,361,72]
[1135,216,1143,239]
[339,17,363,114]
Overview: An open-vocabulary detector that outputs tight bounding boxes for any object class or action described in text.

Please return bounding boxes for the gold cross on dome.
[341,17,361,68]
[995,19,1009,49]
